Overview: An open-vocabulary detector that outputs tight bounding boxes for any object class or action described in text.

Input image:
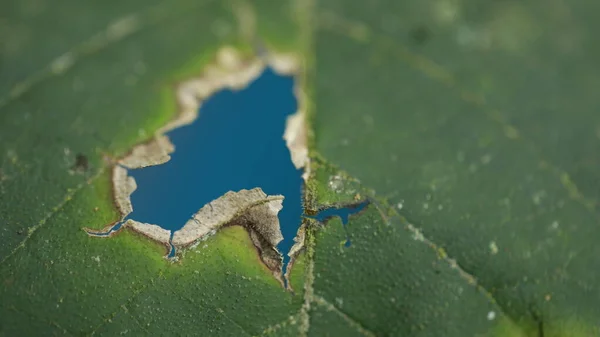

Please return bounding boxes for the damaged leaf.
[81,43,307,273]
[2,0,600,336]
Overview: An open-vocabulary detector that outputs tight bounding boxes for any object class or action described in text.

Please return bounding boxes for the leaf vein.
[0,0,217,112]
[0,167,106,267]
[311,295,377,337]
[87,270,165,336]
[317,10,600,216]
[372,200,525,333]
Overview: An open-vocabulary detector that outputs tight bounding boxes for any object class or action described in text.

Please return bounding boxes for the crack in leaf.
[317,10,600,217]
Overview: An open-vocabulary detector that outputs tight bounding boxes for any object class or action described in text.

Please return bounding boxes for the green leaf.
[1,0,599,336]
[310,0,600,335]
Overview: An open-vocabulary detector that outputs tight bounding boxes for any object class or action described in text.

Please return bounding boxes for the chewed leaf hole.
[85,48,308,282]
[126,68,300,233]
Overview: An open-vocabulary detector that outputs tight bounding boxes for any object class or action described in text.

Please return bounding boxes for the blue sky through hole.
[125,68,303,266]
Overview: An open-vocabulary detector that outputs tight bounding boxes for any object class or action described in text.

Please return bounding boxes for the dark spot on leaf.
[16,229,24,235]
[409,25,432,45]
[72,153,89,173]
